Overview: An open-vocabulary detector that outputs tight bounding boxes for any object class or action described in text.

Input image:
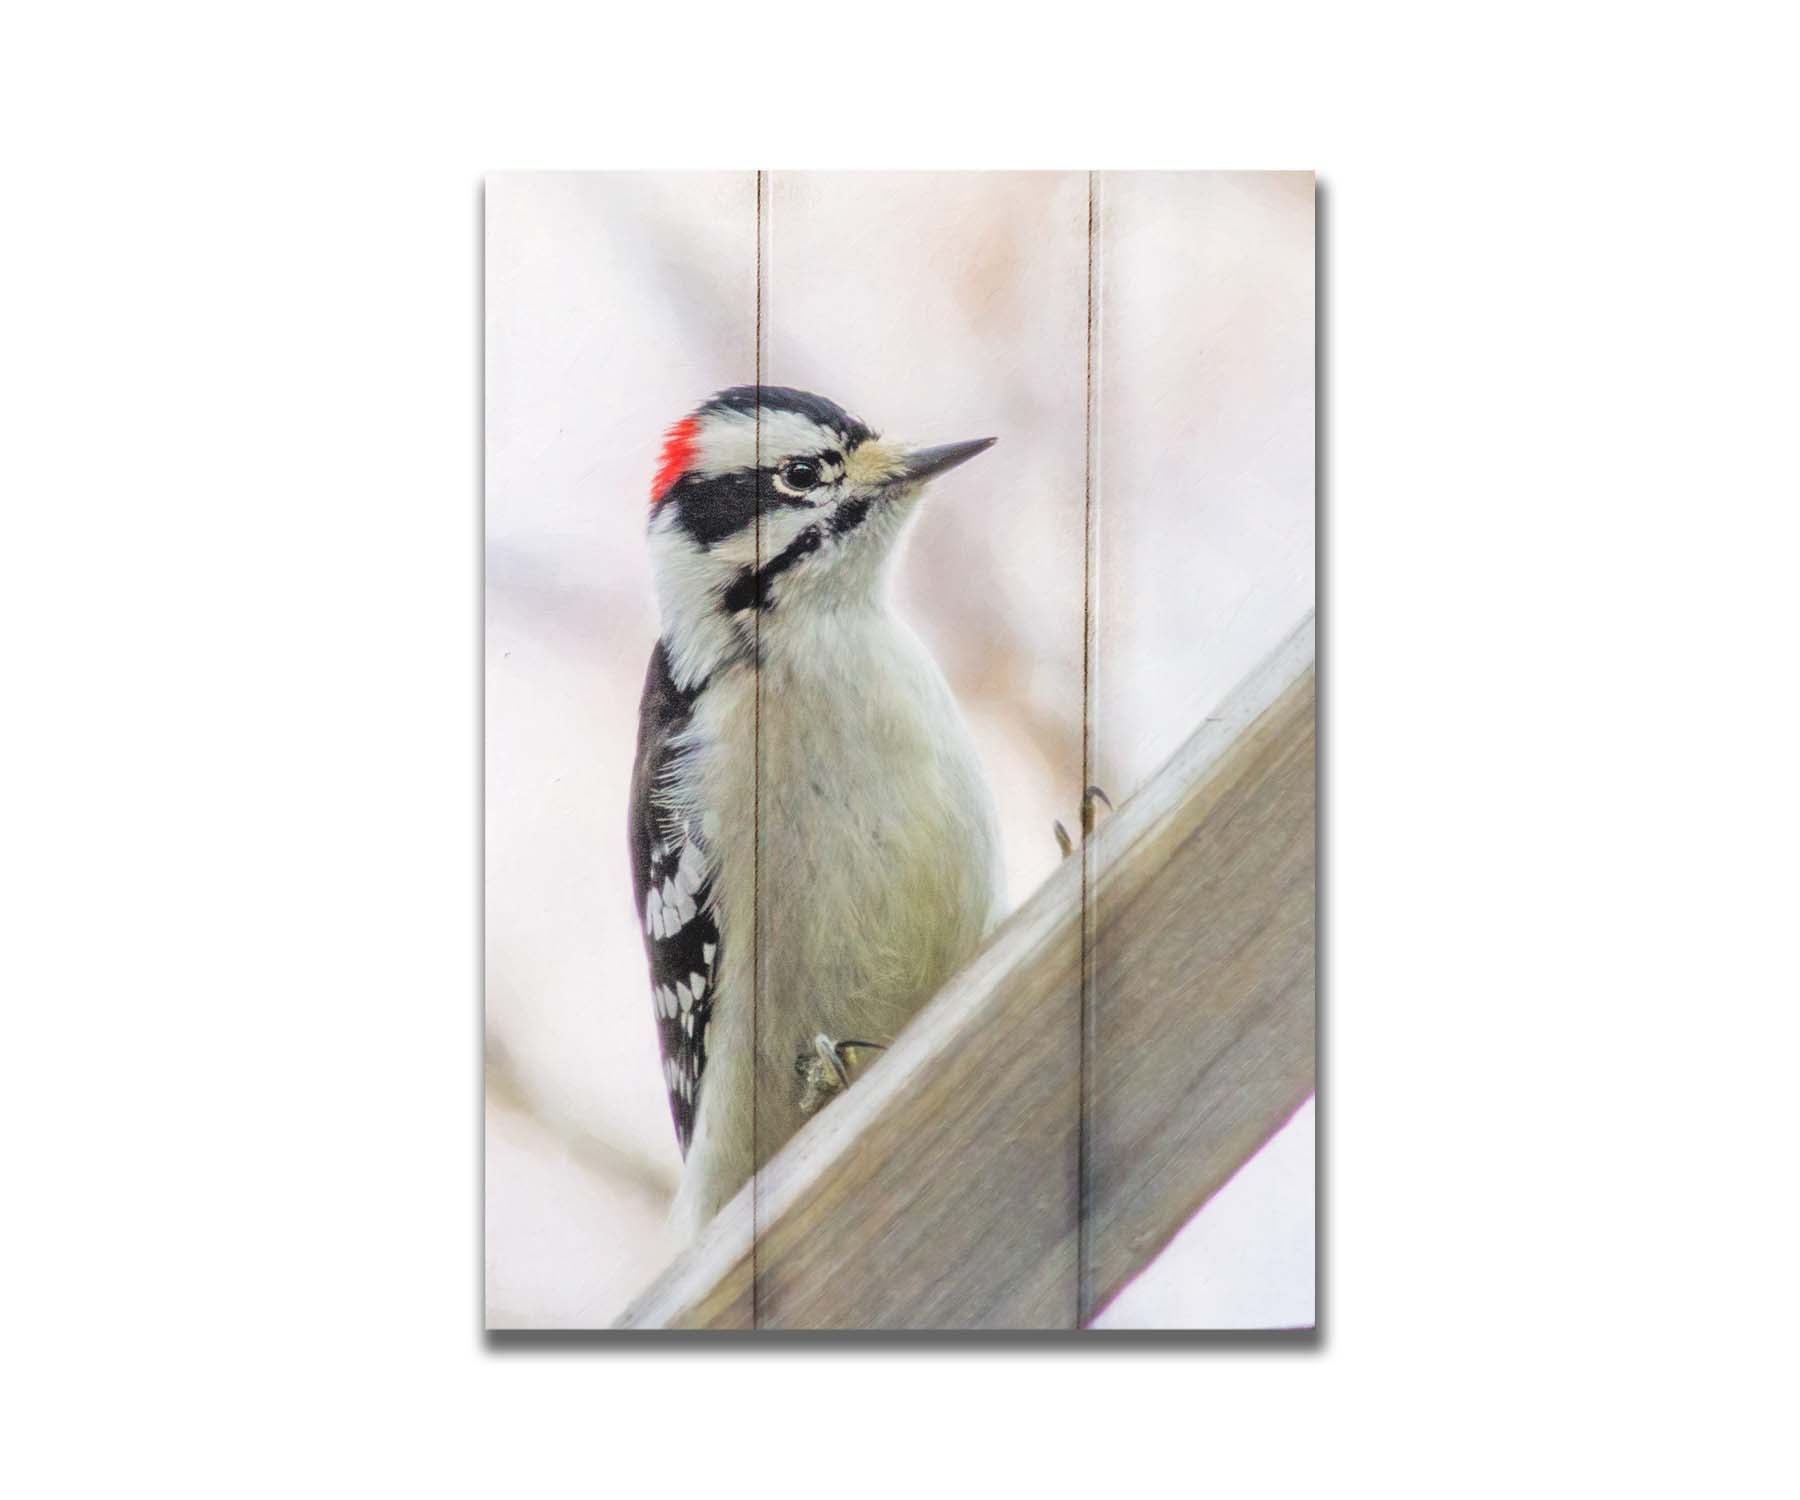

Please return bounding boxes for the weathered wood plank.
[753,171,1091,1320]
[1087,645,1315,1317]
[1085,170,1317,1322]
[614,617,1314,1330]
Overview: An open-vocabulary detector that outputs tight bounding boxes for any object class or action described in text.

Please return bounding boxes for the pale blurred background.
[485,171,1313,1328]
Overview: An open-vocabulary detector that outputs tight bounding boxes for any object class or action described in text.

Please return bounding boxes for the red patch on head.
[651,416,700,507]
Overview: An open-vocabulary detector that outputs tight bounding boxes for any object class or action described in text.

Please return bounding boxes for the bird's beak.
[893,436,998,485]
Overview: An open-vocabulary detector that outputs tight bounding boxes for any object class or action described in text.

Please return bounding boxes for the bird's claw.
[795,1033,887,1115]
[1055,785,1113,858]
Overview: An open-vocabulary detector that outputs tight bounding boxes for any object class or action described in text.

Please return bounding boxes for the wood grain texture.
[614,617,1315,1331]
[1087,650,1316,1318]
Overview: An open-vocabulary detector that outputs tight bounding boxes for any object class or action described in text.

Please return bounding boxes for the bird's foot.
[1054,785,1113,858]
[795,1033,887,1115]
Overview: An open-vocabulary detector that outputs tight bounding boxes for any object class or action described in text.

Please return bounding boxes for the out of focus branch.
[485,1042,679,1211]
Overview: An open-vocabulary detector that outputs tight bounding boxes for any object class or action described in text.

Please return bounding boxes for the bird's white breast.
[669,607,1003,1229]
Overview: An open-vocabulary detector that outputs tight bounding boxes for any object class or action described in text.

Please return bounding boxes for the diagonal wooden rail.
[616,615,1316,1330]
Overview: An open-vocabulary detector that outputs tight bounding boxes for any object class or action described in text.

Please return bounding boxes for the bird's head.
[645,386,995,687]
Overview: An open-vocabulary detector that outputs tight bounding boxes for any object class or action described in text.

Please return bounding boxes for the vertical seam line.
[1078,170,1098,1327]
[751,168,764,1330]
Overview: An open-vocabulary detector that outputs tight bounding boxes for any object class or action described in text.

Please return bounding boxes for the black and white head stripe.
[698,386,876,448]
[717,495,883,615]
[653,386,878,547]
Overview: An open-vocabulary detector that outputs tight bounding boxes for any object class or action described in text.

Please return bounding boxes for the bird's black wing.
[627,641,720,1156]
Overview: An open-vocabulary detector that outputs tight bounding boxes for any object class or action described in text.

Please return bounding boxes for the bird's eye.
[780,460,821,492]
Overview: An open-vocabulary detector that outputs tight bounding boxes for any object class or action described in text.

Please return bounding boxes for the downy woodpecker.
[629,386,1005,1239]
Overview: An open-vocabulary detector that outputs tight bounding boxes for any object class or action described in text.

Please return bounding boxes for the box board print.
[484,171,1315,1331]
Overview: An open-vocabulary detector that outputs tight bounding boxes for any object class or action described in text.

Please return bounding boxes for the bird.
[628,385,1005,1241]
